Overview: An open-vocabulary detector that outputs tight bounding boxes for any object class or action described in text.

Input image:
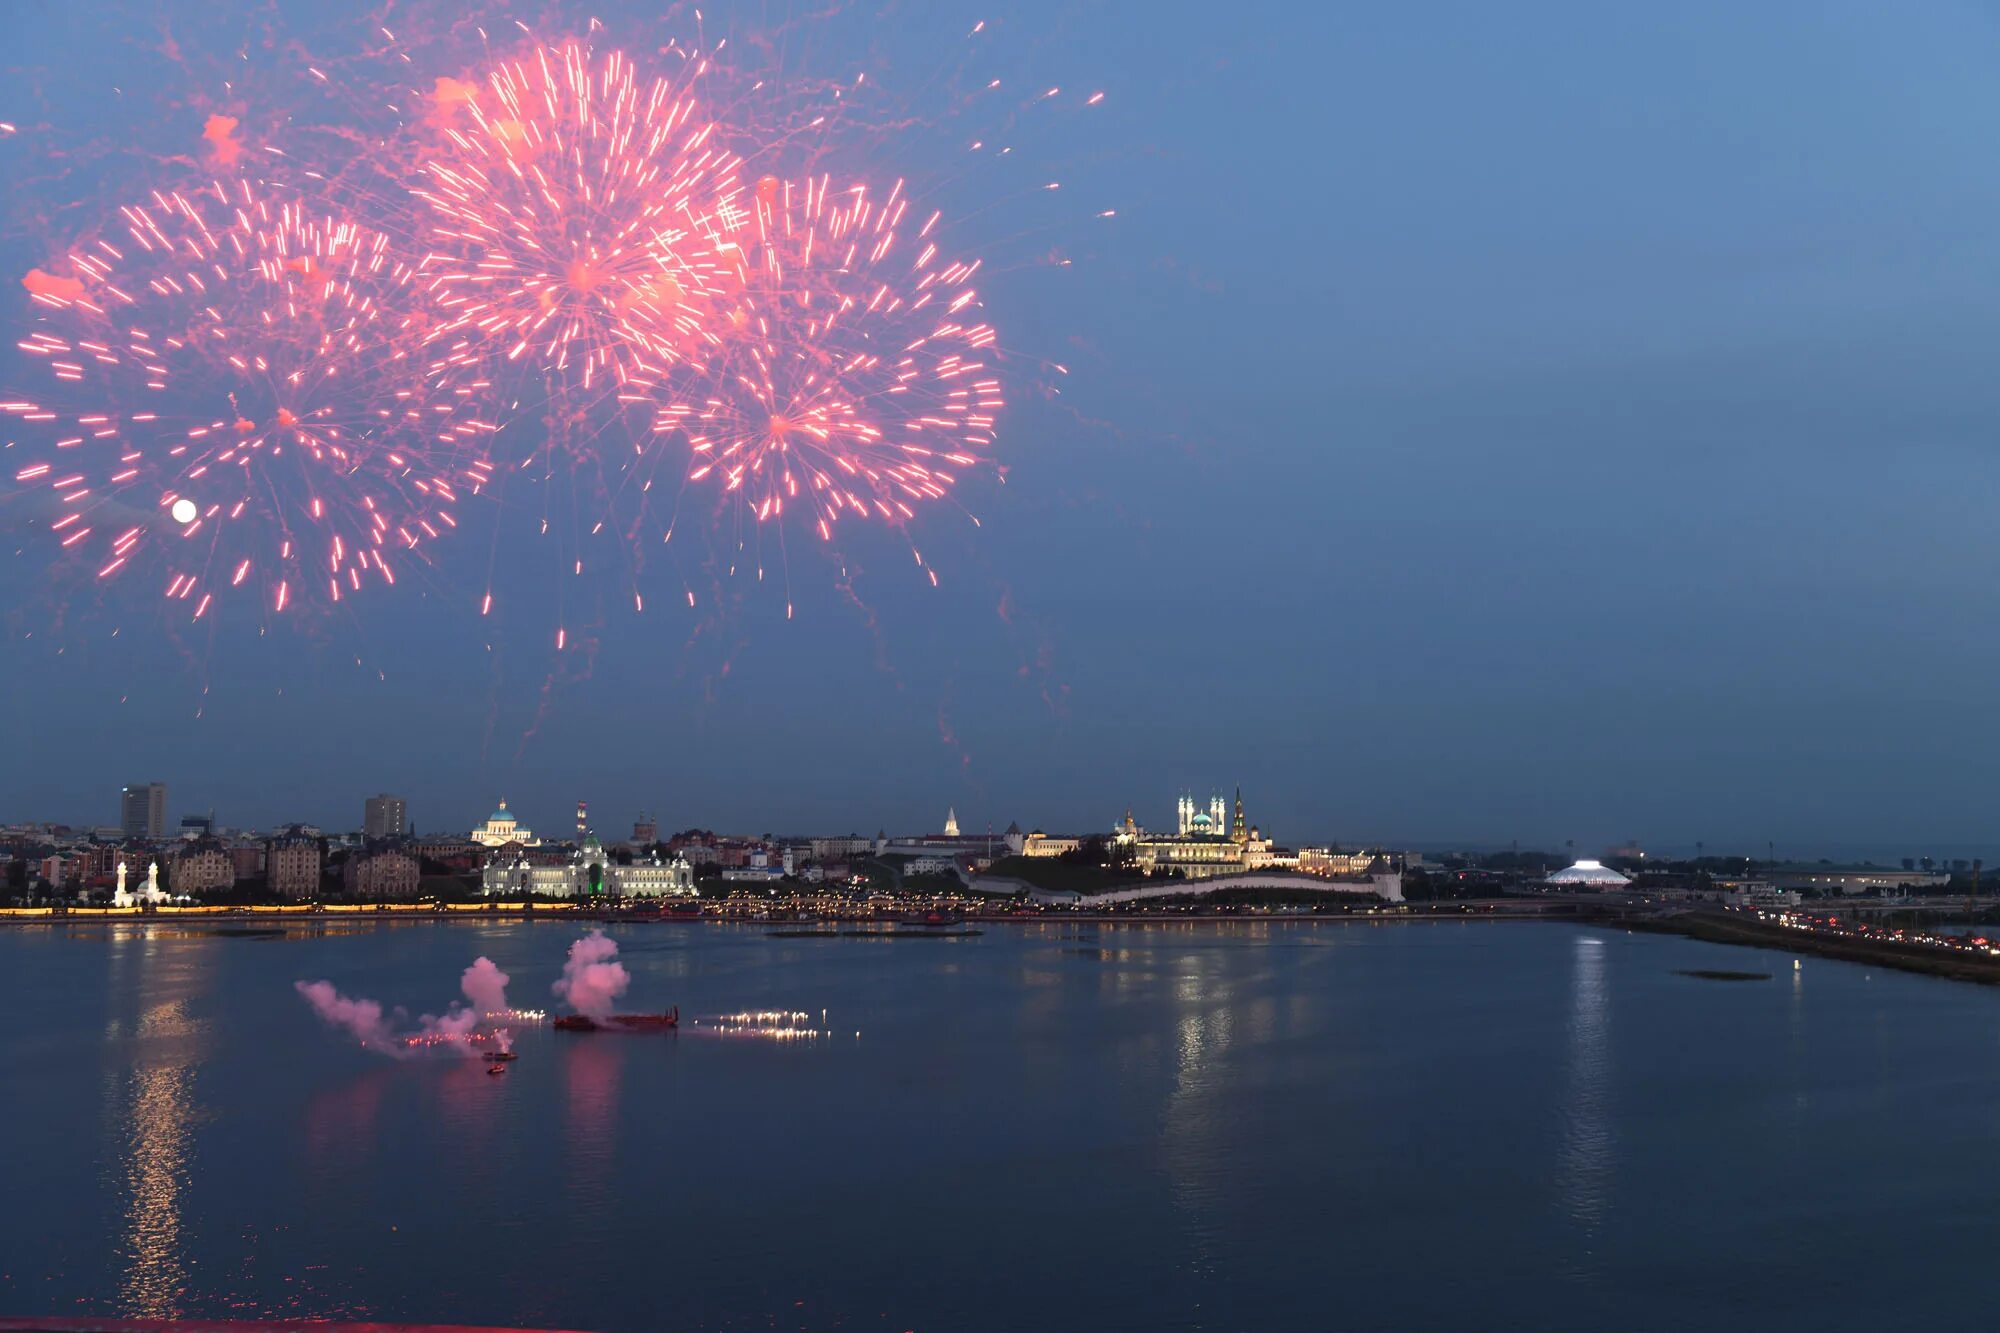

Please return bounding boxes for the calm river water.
[3,919,1997,1331]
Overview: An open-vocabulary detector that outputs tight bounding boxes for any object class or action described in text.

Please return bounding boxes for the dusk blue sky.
[4,2,1999,857]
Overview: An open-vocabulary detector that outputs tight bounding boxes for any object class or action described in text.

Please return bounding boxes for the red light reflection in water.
[562,1036,623,1234]
[302,1063,395,1176]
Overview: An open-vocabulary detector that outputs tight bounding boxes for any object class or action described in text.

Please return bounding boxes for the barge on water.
[554,1007,679,1033]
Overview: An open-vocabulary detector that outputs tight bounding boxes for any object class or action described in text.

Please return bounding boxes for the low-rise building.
[810,835,875,862]
[408,836,481,872]
[345,843,421,900]
[1298,848,1381,877]
[171,837,236,896]
[230,844,267,881]
[266,828,323,900]
[1764,866,1950,897]
[483,835,695,898]
[1718,879,1803,909]
[1021,831,1082,859]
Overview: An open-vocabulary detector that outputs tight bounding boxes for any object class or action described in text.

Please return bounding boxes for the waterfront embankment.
[1613,908,2000,987]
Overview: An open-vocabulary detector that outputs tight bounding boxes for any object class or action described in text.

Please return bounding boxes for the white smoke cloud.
[294,980,397,1052]
[460,957,512,1017]
[552,930,630,1022]
[298,955,518,1058]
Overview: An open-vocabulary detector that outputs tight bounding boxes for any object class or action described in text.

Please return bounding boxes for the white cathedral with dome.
[470,799,539,849]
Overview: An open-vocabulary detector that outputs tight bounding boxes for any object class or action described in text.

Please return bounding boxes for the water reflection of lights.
[1160,948,1237,1279]
[690,1011,827,1042]
[561,1036,622,1239]
[119,996,203,1320]
[1556,935,1613,1269]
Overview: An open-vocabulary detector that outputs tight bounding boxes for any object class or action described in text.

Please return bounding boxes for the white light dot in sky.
[170,499,198,525]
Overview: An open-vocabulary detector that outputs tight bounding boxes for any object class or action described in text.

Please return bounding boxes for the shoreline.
[0,902,1580,928]
[14,901,2000,987]
[1609,909,2000,988]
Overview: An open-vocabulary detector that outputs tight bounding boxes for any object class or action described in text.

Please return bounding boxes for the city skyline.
[6,780,1998,867]
[6,7,2000,1332]
[8,3,2000,850]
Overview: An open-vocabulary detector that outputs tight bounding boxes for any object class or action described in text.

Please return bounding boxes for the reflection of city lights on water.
[120,998,201,1320]
[690,1011,846,1042]
[401,1032,481,1050]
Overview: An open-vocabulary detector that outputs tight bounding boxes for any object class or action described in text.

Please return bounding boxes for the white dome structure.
[1546,859,1631,889]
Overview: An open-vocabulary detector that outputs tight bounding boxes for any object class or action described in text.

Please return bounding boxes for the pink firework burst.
[660,174,1001,585]
[9,178,494,620]
[413,40,747,403]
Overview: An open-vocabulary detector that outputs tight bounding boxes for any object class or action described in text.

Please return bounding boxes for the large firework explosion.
[4,8,1108,653]
[9,178,494,620]
[413,40,744,396]
[658,173,1001,615]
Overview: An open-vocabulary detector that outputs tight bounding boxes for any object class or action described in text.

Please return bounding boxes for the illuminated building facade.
[471,800,540,849]
[266,829,323,900]
[1116,788,1294,881]
[170,838,236,895]
[345,844,421,900]
[482,834,694,898]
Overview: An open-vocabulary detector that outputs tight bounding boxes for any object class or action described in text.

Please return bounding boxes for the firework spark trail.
[9,178,495,619]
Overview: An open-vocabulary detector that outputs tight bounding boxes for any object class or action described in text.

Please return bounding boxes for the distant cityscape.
[0,781,1983,913]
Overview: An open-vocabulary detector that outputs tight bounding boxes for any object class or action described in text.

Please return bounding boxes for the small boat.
[485,1064,507,1076]
[481,1050,518,1062]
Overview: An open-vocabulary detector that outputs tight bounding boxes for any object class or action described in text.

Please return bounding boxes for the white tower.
[1177,793,1194,837]
[944,807,960,838]
[1209,794,1226,833]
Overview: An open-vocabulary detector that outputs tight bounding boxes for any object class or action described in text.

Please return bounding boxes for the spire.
[944,807,960,838]
[1232,785,1247,845]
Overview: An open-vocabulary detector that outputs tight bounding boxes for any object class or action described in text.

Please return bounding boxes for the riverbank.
[28,899,1999,990]
[0,901,1586,928]
[1613,908,2000,987]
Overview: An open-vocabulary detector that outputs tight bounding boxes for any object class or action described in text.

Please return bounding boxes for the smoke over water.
[295,954,516,1058]
[552,931,630,1022]
[293,980,396,1051]
[460,957,512,1017]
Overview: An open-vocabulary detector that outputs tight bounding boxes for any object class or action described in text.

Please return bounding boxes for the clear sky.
[3,1,1999,856]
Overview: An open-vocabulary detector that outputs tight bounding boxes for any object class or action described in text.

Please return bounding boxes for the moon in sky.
[170,498,198,526]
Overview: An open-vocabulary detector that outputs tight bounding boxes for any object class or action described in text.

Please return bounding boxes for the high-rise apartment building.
[120,783,167,839]
[363,794,408,841]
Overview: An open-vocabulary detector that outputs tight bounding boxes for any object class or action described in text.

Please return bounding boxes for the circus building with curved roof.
[1545,859,1632,889]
